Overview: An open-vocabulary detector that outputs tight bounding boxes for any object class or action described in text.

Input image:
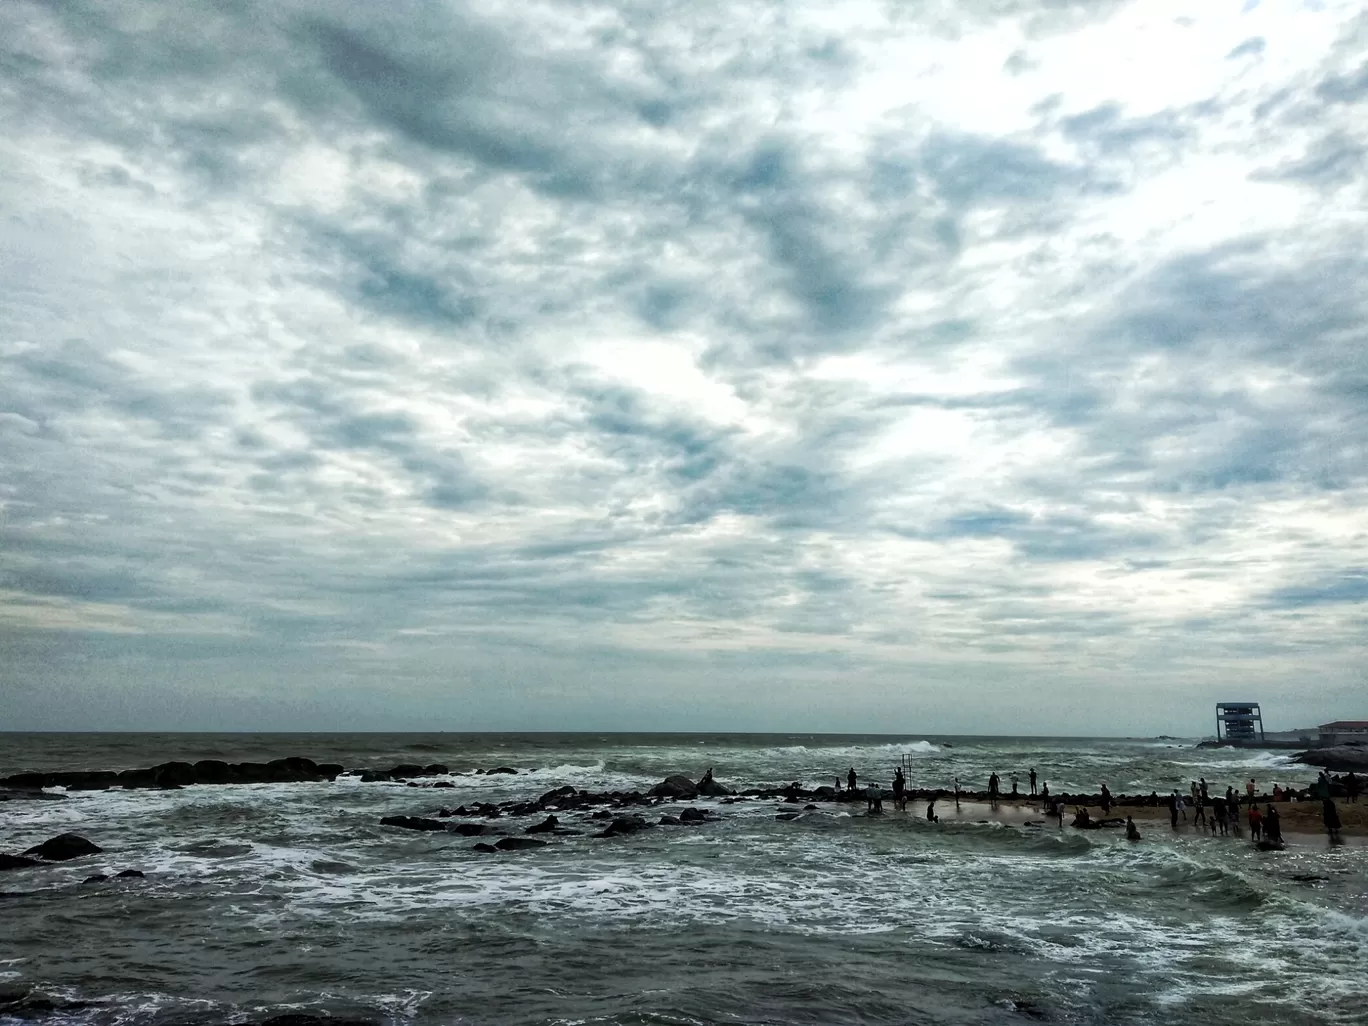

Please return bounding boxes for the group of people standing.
[840,764,1350,845]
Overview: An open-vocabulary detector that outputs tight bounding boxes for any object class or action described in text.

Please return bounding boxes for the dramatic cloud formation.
[2,0,1365,732]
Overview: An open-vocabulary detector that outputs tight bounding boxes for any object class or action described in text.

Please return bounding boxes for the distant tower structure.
[1216,702,1265,744]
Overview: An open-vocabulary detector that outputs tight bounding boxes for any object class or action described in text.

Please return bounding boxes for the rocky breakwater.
[0,757,345,792]
[1295,745,1368,772]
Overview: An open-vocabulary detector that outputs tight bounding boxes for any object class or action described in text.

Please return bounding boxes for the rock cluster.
[0,758,343,792]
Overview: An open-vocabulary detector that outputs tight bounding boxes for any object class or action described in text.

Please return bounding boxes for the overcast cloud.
[2,0,1365,733]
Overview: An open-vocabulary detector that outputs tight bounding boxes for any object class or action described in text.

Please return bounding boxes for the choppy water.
[1,733,1365,1026]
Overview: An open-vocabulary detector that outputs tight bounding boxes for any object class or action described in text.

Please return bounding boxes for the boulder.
[449,823,488,837]
[648,775,697,799]
[317,764,344,780]
[151,762,198,787]
[524,815,559,835]
[472,843,498,853]
[596,815,652,838]
[424,764,450,775]
[659,815,681,825]
[23,834,103,861]
[696,776,734,797]
[379,816,447,832]
[494,837,546,851]
[487,767,518,775]
[115,869,145,879]
[539,786,577,806]
[678,807,708,825]
[192,760,235,784]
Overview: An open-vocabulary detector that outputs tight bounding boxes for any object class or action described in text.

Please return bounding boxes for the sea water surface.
[1,733,1365,1026]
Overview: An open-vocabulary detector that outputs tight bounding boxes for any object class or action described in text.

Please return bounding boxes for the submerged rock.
[82,874,109,885]
[678,807,709,825]
[379,816,447,832]
[0,854,44,872]
[524,815,559,834]
[23,834,103,861]
[449,823,489,837]
[115,869,145,879]
[494,837,546,851]
[472,843,498,853]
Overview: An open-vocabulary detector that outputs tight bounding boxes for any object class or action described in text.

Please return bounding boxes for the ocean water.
[1,733,1365,1026]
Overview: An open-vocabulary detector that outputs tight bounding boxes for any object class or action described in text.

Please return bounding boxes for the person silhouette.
[1029,768,1037,796]
[847,767,858,793]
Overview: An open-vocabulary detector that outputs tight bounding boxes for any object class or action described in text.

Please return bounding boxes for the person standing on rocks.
[1029,768,1037,797]
[1248,804,1263,841]
[1347,771,1361,804]
[1213,798,1228,836]
[1167,791,1179,830]
[847,767,858,793]
[892,767,907,811]
[1193,793,1207,830]
[953,776,962,810]
[1247,778,1256,801]
[988,772,1000,808]
[1100,783,1113,814]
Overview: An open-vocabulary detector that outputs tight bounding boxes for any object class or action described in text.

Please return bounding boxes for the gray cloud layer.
[1,0,1365,731]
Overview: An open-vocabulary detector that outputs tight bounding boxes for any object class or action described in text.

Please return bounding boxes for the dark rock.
[433,781,454,789]
[23,834,103,861]
[389,764,425,778]
[379,816,447,832]
[310,860,357,874]
[678,807,708,825]
[193,760,235,784]
[424,764,449,775]
[539,786,577,806]
[596,815,651,838]
[696,776,734,797]
[525,815,559,834]
[449,823,488,837]
[317,764,344,780]
[494,837,546,851]
[116,869,145,879]
[659,815,681,825]
[82,875,109,885]
[0,788,67,802]
[648,775,697,799]
[472,843,498,853]
[776,812,800,821]
[0,983,31,1006]
[258,1016,378,1026]
[487,767,518,775]
[0,854,44,871]
[359,772,391,783]
[151,761,198,787]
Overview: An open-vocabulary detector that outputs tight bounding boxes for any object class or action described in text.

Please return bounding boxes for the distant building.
[1216,702,1264,743]
[1318,721,1368,746]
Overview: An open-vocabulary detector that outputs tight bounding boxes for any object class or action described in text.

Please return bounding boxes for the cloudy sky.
[1,0,1365,734]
